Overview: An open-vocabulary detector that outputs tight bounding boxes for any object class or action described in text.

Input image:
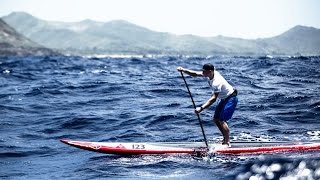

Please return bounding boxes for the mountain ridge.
[0,18,59,56]
[2,12,320,56]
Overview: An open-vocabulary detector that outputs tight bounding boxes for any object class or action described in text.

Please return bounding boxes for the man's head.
[202,63,214,79]
[202,63,214,78]
[202,63,215,71]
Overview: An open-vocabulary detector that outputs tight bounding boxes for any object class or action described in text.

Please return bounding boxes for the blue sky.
[1,0,319,39]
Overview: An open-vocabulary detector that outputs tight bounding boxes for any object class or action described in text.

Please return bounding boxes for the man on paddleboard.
[177,63,238,147]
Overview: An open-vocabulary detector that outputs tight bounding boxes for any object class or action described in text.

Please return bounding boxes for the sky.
[0,0,319,39]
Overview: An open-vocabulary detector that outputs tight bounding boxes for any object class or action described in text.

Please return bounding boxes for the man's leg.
[214,118,230,145]
[214,118,223,138]
[220,121,230,145]
[215,96,237,146]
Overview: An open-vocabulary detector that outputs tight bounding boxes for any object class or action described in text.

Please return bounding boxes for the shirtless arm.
[177,66,203,77]
[195,92,219,113]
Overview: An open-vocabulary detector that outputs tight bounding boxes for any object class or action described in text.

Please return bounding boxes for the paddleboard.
[60,139,320,155]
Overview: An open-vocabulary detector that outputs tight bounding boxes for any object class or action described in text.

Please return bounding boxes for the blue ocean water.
[1,55,320,179]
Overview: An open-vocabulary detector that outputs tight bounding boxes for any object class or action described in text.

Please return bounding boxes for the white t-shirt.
[207,71,234,99]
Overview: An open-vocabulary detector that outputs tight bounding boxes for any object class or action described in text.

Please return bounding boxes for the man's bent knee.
[214,118,222,124]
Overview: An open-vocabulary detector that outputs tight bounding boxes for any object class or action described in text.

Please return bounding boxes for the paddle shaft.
[180,71,209,148]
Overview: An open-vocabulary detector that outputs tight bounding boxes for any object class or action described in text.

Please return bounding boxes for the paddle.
[180,71,209,149]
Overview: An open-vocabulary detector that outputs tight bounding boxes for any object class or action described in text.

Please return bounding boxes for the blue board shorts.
[214,96,238,121]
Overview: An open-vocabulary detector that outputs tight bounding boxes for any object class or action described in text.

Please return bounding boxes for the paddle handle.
[180,71,209,148]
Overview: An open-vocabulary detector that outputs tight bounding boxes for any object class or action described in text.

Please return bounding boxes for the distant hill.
[257,25,320,55]
[2,12,320,56]
[0,18,58,56]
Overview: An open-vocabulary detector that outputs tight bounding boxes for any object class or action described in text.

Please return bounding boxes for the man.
[177,63,238,147]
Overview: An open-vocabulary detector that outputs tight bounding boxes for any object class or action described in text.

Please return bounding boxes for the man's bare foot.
[215,144,229,149]
[222,142,231,148]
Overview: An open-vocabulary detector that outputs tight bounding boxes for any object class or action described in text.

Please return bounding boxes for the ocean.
[1,55,320,179]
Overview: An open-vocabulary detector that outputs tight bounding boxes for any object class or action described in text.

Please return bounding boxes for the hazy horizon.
[1,0,320,39]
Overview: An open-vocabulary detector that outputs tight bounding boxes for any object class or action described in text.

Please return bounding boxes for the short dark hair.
[202,63,214,71]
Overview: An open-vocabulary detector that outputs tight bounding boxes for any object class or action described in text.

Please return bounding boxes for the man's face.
[202,70,211,77]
